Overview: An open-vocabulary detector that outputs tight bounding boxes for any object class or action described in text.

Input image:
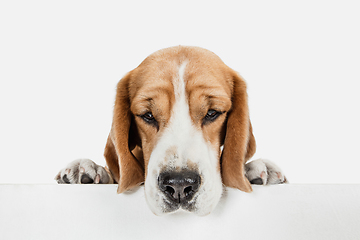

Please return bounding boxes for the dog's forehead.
[130,46,231,98]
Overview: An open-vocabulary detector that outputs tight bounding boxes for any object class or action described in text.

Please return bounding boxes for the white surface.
[1,1,360,185]
[1,184,360,240]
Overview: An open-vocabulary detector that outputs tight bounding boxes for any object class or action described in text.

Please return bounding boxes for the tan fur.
[104,46,256,193]
[220,71,255,192]
[107,73,145,193]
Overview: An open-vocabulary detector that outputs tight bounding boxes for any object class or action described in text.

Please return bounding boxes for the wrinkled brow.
[189,87,231,110]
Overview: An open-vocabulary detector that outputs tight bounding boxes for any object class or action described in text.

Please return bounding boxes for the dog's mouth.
[161,193,199,213]
[145,155,223,216]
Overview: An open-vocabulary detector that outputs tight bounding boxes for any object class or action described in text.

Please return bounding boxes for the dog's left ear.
[104,72,145,194]
[221,71,256,192]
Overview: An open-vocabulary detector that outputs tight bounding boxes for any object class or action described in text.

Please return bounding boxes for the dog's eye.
[203,109,222,125]
[140,112,158,128]
[141,112,155,122]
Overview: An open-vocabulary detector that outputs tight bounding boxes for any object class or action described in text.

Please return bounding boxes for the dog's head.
[105,46,256,215]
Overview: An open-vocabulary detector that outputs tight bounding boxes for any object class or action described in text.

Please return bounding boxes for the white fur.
[245,159,286,185]
[55,159,112,184]
[144,62,223,216]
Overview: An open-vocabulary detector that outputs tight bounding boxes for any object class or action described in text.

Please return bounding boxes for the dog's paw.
[245,159,288,185]
[55,159,112,184]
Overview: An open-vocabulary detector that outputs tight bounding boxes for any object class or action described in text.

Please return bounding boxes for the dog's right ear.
[104,72,145,193]
[220,71,256,193]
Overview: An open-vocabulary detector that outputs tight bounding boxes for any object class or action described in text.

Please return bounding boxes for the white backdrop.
[1,0,359,184]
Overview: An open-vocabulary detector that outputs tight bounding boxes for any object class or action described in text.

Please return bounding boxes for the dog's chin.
[145,194,189,216]
[145,191,221,216]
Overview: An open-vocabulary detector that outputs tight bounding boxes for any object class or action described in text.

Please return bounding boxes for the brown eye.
[203,109,222,125]
[142,112,155,122]
[206,110,218,118]
[139,112,159,129]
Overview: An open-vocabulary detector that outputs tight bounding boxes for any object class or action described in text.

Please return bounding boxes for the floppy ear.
[221,71,256,193]
[104,72,145,193]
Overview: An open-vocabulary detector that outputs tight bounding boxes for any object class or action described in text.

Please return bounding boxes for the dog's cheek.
[194,144,224,215]
[143,151,166,215]
[144,176,163,215]
[194,174,223,216]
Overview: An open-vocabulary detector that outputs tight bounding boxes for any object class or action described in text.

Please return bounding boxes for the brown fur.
[220,71,255,192]
[107,73,145,193]
[104,46,256,193]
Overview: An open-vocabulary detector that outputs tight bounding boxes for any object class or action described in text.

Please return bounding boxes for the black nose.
[158,171,201,204]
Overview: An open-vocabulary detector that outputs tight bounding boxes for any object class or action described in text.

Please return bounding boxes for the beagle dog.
[55,46,287,216]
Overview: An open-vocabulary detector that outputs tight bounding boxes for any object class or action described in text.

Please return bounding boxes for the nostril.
[184,186,193,197]
[165,186,175,196]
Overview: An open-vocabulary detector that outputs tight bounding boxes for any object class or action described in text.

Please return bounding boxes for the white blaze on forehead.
[170,61,194,152]
[147,61,193,170]
[175,61,187,98]
[156,61,197,169]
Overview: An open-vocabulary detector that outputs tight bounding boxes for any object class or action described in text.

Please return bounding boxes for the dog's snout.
[158,171,201,204]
